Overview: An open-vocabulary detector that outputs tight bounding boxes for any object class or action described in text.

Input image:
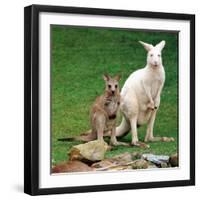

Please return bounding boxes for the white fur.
[116,40,166,145]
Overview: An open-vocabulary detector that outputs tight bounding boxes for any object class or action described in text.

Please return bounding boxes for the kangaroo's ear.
[155,40,166,51]
[102,74,110,81]
[114,75,121,81]
[139,41,153,51]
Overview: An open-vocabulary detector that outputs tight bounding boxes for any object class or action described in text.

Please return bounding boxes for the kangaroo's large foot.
[145,136,175,142]
[131,141,150,148]
[161,137,175,142]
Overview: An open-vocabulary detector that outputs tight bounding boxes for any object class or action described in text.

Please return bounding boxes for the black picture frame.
[24,4,195,196]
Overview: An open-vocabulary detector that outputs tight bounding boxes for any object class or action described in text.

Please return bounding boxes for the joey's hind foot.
[110,140,130,147]
[131,141,150,148]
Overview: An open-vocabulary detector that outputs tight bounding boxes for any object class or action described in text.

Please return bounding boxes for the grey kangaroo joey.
[89,74,129,146]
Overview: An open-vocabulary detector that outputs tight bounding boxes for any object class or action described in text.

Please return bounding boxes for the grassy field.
[51,26,178,166]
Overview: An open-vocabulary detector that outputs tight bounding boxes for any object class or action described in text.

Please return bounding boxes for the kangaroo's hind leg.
[145,109,174,142]
[94,113,106,142]
[130,116,149,148]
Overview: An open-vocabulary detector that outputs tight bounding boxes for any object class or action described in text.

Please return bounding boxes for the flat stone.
[132,152,142,160]
[91,152,132,169]
[69,140,108,162]
[112,152,133,163]
[160,162,168,168]
[131,159,149,169]
[142,154,169,165]
[147,163,158,169]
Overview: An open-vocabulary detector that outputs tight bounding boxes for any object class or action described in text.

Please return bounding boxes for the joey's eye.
[158,54,161,57]
[150,54,153,57]
[105,102,109,106]
[115,84,118,88]
[108,84,111,89]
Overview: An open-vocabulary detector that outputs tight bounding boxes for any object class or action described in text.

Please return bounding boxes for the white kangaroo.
[116,40,174,147]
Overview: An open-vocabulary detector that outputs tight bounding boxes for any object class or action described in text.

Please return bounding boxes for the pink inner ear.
[144,44,153,52]
[115,75,121,81]
[156,41,166,51]
[139,41,154,52]
[103,74,110,81]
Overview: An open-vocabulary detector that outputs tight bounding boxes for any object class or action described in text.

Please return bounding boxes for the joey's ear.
[102,74,110,81]
[139,41,153,51]
[114,75,121,81]
[155,40,166,51]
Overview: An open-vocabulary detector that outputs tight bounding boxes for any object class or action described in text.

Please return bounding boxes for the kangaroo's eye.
[115,84,118,88]
[108,84,111,88]
[158,54,161,57]
[150,54,153,57]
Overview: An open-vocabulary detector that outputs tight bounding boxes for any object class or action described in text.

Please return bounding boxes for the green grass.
[51,26,178,166]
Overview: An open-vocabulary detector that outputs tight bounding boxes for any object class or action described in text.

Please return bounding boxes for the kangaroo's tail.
[57,130,95,142]
[57,137,76,142]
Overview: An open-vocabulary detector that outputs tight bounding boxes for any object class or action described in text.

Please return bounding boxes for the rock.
[142,154,169,165]
[69,140,108,162]
[112,152,133,163]
[94,163,133,171]
[160,162,168,168]
[147,162,158,169]
[132,152,142,160]
[91,160,113,169]
[52,160,93,173]
[169,153,178,167]
[106,165,133,171]
[91,152,133,169]
[131,159,149,169]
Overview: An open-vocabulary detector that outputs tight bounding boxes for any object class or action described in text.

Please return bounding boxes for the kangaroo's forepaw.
[131,141,150,148]
[147,102,155,110]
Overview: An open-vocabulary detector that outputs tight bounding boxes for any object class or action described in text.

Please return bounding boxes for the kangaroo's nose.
[112,90,115,94]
